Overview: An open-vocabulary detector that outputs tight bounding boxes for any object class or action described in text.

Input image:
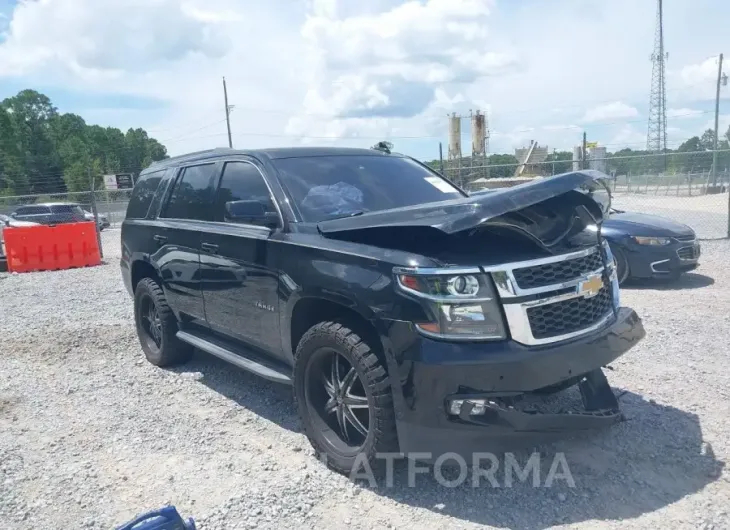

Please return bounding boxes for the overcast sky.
[0,0,728,159]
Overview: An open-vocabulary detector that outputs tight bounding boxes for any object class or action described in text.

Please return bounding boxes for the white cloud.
[286,0,518,140]
[608,125,646,149]
[667,108,704,119]
[670,55,725,101]
[0,0,228,76]
[0,0,309,154]
[581,102,639,123]
[0,0,728,159]
[680,57,720,86]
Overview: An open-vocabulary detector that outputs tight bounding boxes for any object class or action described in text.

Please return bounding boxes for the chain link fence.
[3,151,730,241]
[0,189,133,229]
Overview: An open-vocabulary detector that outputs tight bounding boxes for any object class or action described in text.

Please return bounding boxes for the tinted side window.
[16,206,49,215]
[51,204,84,221]
[162,164,215,221]
[51,205,83,214]
[214,162,277,222]
[127,169,165,219]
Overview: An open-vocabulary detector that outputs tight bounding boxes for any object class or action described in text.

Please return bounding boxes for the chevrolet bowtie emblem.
[578,275,603,298]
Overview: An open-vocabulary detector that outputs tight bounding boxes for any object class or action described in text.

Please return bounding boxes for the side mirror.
[225,200,278,227]
[9,212,17,218]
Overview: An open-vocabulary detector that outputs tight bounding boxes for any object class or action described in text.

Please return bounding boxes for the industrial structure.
[470,110,489,180]
[514,141,549,177]
[647,0,668,153]
[588,145,608,173]
[446,112,463,183]
[445,110,491,186]
[571,143,607,173]
[572,146,583,171]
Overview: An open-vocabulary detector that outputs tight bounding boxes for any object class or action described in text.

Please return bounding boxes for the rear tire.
[134,277,193,367]
[293,321,399,475]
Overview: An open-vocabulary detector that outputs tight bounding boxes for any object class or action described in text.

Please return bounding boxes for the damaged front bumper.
[392,307,645,460]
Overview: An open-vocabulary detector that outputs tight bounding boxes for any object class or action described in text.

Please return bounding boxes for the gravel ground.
[1,230,729,530]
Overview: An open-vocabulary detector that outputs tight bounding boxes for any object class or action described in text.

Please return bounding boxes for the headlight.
[395,269,507,340]
[633,236,671,246]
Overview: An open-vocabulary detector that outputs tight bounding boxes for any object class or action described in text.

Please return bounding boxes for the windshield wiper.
[326,211,365,221]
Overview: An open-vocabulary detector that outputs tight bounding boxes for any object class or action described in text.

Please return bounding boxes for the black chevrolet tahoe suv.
[121,146,645,473]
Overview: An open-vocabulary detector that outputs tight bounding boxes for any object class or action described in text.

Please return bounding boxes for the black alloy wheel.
[307,348,371,449]
[293,321,399,475]
[139,294,163,349]
[133,277,192,367]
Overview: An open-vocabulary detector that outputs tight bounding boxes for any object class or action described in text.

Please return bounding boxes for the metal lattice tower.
[646,0,667,153]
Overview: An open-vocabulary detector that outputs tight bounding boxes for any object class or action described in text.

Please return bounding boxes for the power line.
[157,118,228,143]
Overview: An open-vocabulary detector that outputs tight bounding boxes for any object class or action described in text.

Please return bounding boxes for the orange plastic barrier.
[3,221,102,273]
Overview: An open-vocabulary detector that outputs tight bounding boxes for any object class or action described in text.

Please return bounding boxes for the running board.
[176,331,292,385]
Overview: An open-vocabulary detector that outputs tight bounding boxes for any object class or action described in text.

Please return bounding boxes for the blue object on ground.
[115,506,196,530]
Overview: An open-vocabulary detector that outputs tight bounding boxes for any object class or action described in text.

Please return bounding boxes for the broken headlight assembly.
[394,269,507,340]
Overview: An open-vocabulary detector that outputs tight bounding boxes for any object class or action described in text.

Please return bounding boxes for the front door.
[199,159,283,360]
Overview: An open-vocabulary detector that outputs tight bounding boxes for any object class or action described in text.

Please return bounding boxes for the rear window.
[51,204,84,215]
[15,205,50,215]
[126,169,166,219]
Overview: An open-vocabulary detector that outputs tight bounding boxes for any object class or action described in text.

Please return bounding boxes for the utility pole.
[552,148,557,175]
[223,76,233,148]
[582,132,587,170]
[88,167,103,259]
[438,142,444,175]
[711,53,724,187]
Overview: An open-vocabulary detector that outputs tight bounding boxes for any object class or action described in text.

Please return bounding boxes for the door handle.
[201,242,218,253]
[153,234,167,245]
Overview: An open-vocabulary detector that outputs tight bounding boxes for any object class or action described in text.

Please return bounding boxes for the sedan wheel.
[611,246,630,285]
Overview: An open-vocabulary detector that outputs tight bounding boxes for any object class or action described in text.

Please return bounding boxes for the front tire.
[293,322,399,475]
[611,245,630,285]
[133,277,193,367]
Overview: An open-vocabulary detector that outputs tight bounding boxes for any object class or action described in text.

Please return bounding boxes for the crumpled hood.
[317,169,609,235]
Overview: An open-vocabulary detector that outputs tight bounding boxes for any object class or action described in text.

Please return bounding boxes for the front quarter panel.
[276,232,435,359]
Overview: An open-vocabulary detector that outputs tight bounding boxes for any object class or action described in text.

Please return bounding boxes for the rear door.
[155,163,217,328]
[199,159,284,359]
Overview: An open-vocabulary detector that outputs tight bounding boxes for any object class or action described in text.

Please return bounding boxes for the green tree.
[486,154,519,178]
[0,89,169,196]
[0,107,27,194]
[2,90,63,193]
[545,150,574,175]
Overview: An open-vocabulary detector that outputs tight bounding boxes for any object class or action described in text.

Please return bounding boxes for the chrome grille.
[512,249,603,289]
[484,242,618,346]
[675,235,696,242]
[526,280,613,339]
